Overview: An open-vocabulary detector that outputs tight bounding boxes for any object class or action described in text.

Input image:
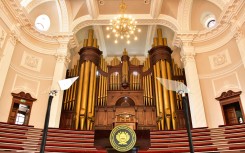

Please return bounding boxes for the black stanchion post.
[182,94,194,153]
[40,91,56,153]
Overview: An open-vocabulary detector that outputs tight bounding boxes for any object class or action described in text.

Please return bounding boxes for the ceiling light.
[106,0,140,44]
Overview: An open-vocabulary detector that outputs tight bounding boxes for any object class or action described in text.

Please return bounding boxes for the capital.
[180,44,196,66]
[54,53,71,67]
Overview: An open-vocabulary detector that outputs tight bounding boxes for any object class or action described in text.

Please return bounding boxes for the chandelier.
[106,0,141,44]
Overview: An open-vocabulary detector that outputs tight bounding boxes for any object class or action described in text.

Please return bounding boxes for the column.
[180,44,207,128]
[0,31,18,97]
[234,28,245,68]
[49,42,70,127]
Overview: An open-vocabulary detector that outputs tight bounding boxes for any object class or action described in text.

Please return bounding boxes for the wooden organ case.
[60,29,189,130]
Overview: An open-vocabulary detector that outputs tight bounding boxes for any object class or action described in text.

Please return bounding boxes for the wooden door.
[224,106,238,125]
[8,107,18,124]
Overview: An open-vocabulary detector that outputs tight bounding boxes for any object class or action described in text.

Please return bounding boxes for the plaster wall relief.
[211,72,241,97]
[209,49,231,70]
[20,51,43,72]
[11,74,40,98]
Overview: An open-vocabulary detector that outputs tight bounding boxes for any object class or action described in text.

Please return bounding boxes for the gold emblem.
[116,131,130,145]
[110,125,136,152]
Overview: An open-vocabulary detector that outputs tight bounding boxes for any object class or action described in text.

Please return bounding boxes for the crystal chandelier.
[106,0,141,44]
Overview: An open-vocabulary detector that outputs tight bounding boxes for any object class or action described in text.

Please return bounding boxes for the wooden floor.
[1,122,245,152]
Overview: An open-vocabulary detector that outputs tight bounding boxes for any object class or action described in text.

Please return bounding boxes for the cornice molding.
[73,14,179,34]
[2,0,30,27]
[10,63,53,80]
[199,60,243,79]
[174,0,245,46]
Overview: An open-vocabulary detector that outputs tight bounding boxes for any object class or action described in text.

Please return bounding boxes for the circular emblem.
[110,125,136,152]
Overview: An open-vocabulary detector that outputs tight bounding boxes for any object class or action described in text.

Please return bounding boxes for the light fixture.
[106,0,141,44]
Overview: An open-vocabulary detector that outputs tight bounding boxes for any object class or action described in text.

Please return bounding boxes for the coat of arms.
[110,125,136,152]
[116,131,130,145]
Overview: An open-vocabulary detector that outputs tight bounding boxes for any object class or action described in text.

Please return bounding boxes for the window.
[207,19,216,28]
[201,13,216,29]
[35,14,50,31]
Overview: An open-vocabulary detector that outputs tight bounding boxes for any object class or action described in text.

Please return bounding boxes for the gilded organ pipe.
[87,63,96,130]
[79,61,91,129]
[156,61,164,130]
[166,61,177,130]
[160,60,171,130]
[75,62,85,129]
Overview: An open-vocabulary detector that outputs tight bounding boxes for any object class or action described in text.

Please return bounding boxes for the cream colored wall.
[0,41,57,128]
[196,37,245,128]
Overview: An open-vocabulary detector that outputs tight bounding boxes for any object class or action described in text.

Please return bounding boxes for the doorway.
[8,92,36,125]
[216,90,244,125]
[223,102,243,125]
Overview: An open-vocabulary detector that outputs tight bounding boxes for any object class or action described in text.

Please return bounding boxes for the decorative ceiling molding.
[19,35,57,55]
[26,0,54,13]
[73,14,180,34]
[21,25,73,43]
[194,29,234,53]
[93,25,107,57]
[0,2,15,32]
[2,0,30,27]
[144,25,156,56]
[86,0,99,19]
[174,0,245,46]
[150,0,163,19]
[177,0,193,30]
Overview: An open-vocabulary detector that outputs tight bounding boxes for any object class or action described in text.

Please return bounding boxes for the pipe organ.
[60,28,189,130]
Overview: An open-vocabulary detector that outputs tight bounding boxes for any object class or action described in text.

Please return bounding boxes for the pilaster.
[49,41,70,127]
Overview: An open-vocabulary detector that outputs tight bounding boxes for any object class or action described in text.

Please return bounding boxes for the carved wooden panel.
[94,106,157,130]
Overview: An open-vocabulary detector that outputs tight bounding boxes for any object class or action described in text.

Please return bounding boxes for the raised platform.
[1,122,245,152]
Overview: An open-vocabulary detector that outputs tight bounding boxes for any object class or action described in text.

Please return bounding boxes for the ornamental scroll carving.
[215,90,242,101]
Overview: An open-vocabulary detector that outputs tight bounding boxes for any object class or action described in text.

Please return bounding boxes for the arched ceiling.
[4,0,241,56]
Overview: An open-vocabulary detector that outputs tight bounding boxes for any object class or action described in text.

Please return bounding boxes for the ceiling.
[10,0,230,57]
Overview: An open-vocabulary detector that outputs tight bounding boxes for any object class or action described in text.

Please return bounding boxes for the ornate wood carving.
[215,90,242,101]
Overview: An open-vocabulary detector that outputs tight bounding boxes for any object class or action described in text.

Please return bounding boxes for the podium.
[94,130,150,153]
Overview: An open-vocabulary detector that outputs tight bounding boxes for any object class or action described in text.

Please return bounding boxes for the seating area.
[0,122,245,152]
